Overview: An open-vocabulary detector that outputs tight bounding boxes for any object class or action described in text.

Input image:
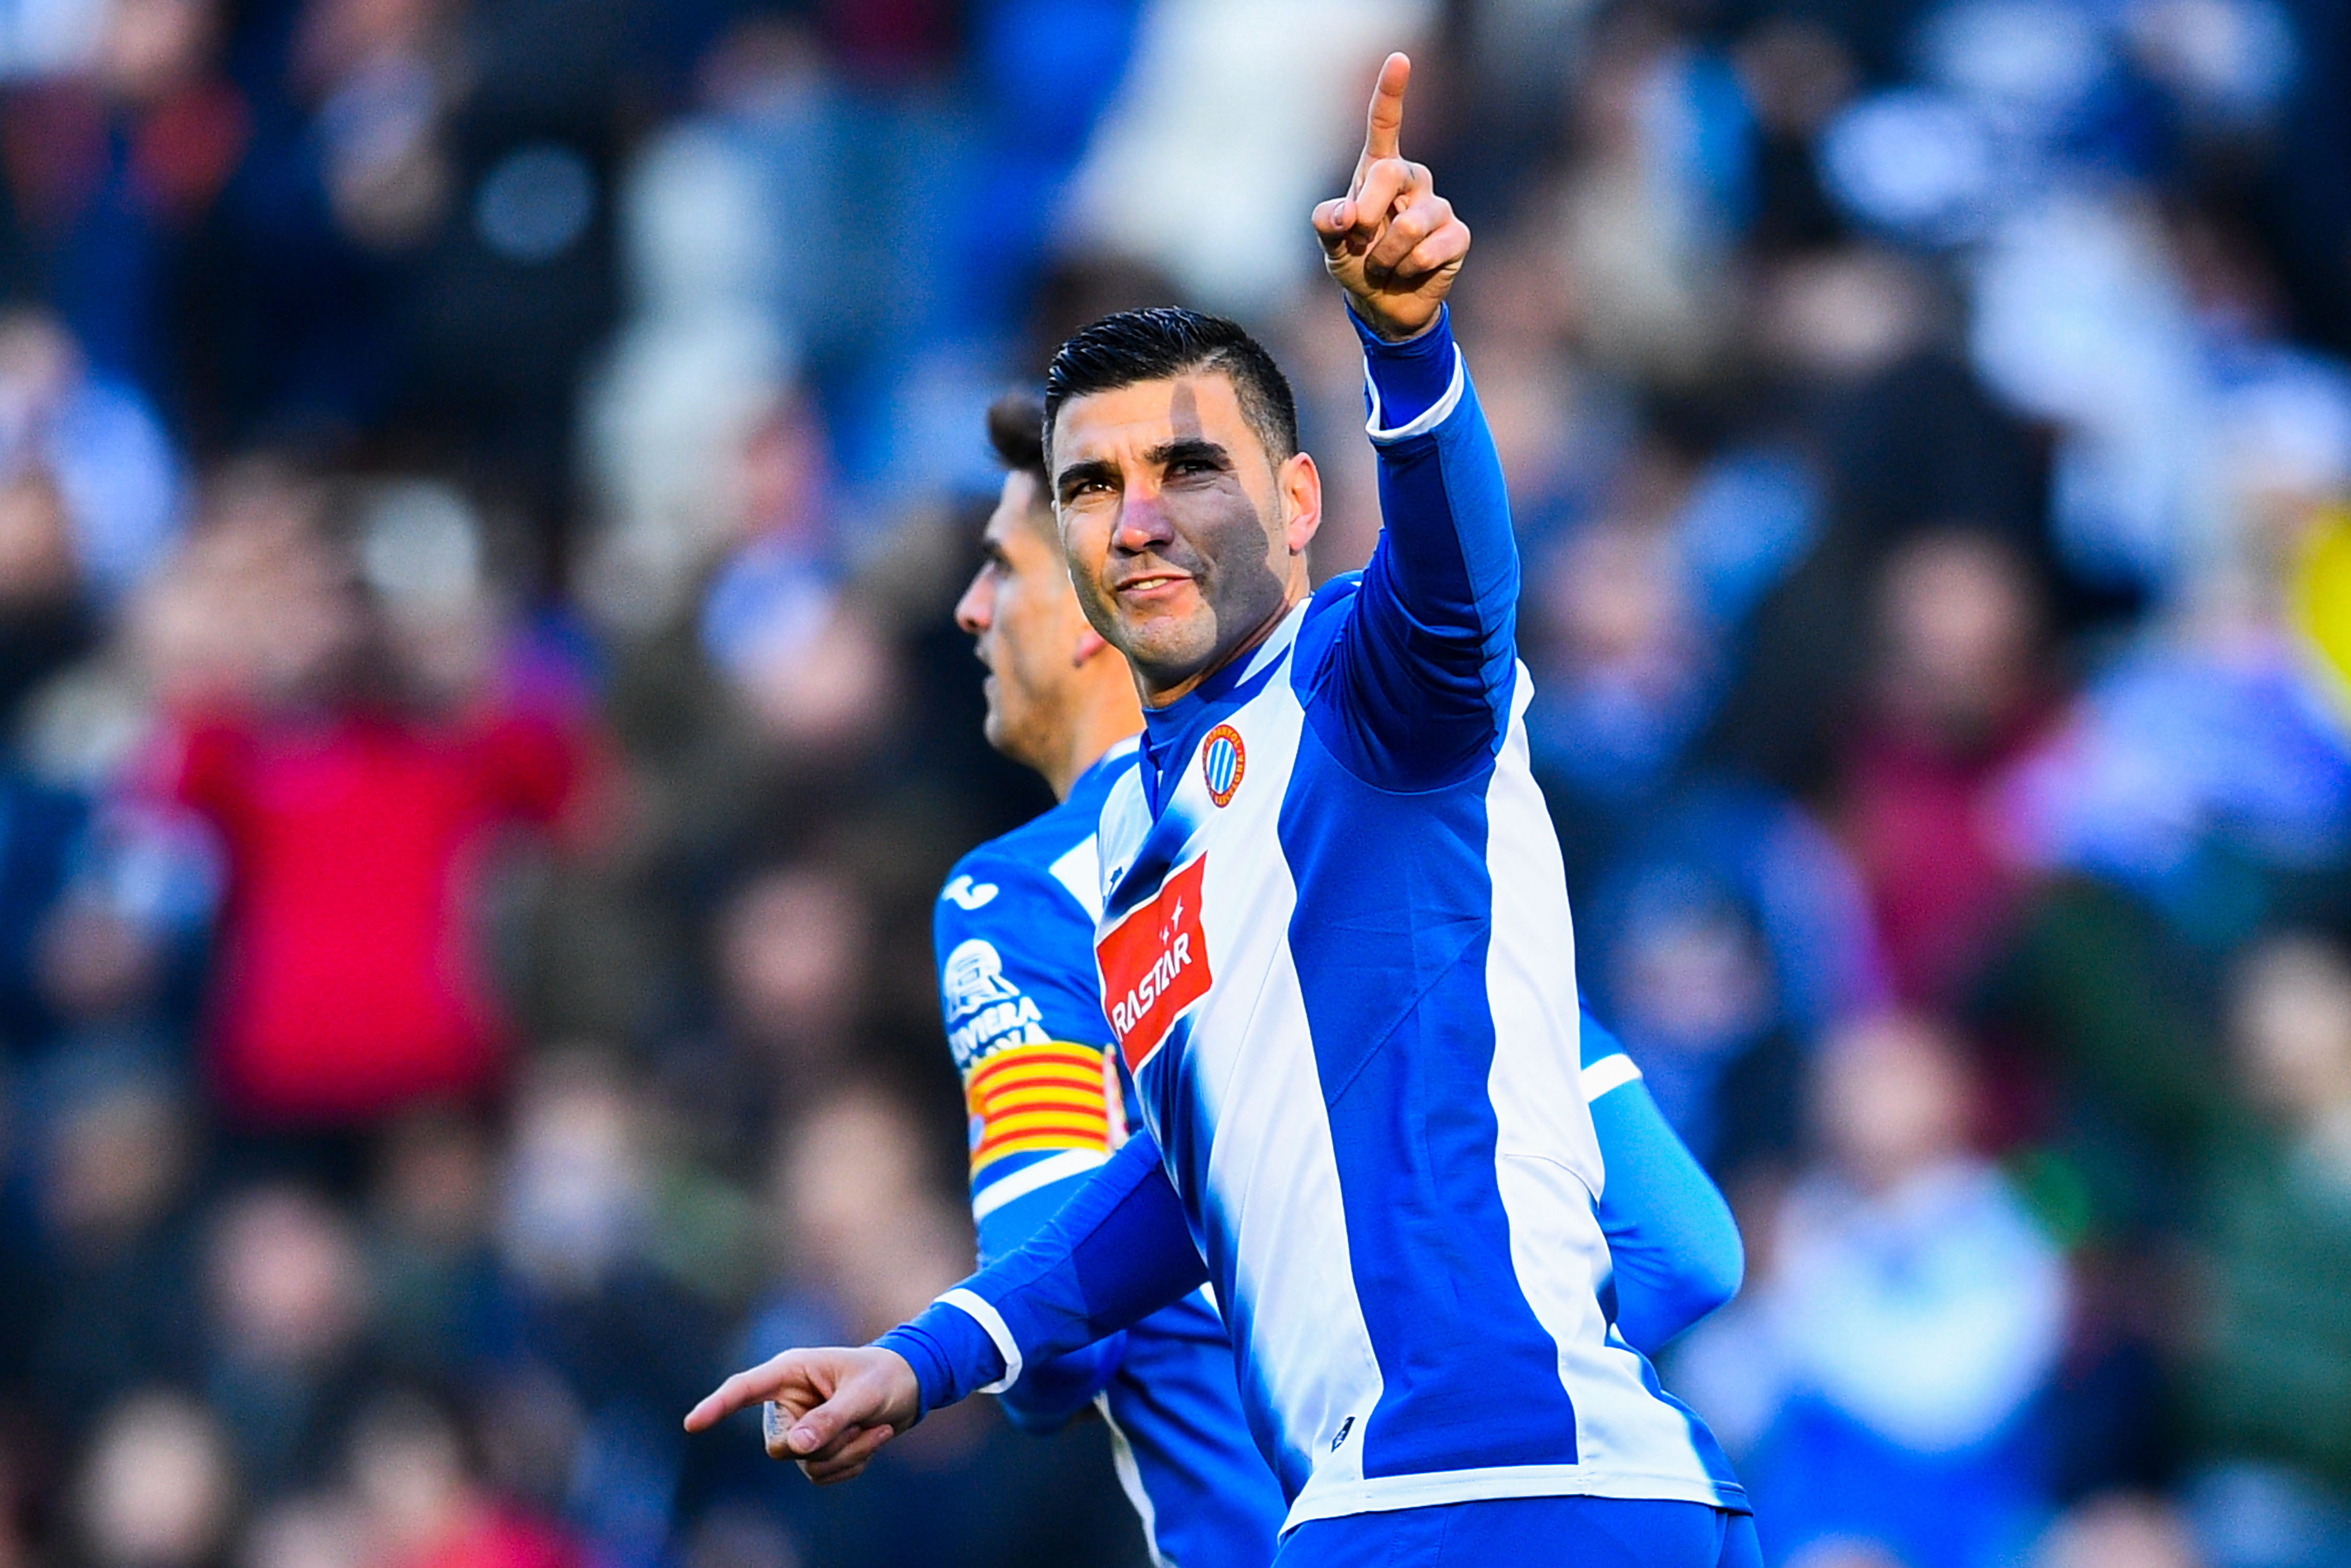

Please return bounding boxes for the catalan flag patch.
[964,1039,1113,1177]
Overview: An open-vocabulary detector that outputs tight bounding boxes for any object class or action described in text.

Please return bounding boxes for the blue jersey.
[934,736,1287,1568]
[889,308,1747,1534]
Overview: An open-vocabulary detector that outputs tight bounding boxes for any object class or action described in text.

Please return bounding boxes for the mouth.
[1113,571,1194,604]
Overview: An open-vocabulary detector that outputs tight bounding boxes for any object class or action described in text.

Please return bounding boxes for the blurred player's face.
[956,471,1100,770]
[1051,372,1320,703]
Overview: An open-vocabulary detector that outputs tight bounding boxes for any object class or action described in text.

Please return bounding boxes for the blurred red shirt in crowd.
[1837,530,2056,1005]
[171,706,583,1129]
[399,1506,585,1568]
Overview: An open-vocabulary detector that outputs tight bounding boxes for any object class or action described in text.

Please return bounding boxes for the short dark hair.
[986,391,1047,484]
[1043,308,1298,471]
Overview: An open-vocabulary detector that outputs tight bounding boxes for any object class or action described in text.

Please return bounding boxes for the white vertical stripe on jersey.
[1178,677,1386,1512]
[1479,666,1615,1448]
[1482,667,1702,1486]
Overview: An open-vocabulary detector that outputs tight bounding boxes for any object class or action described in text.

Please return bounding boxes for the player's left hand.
[684,1344,920,1485]
[1312,53,1470,343]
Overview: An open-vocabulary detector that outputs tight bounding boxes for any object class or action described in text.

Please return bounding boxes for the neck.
[1041,696,1143,802]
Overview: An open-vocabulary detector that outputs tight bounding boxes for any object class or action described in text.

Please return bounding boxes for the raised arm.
[1307,56,1517,787]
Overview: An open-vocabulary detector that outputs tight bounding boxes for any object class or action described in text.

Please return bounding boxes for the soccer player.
[692,55,1760,1566]
[928,394,1745,1566]
[939,393,1289,1567]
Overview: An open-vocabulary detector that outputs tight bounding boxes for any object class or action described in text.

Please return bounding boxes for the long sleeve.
[1310,305,1521,790]
[876,1129,1208,1419]
[1581,1012,1745,1352]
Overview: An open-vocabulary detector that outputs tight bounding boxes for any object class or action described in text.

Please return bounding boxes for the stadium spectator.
[0,309,182,602]
[71,1389,240,1568]
[489,1050,717,1568]
[363,1107,499,1385]
[1835,528,2058,1004]
[2186,933,2351,1492]
[1573,781,1885,1177]
[1673,1012,2068,1568]
[22,1047,203,1435]
[147,471,593,1136]
[0,0,249,413]
[202,1184,375,1497]
[344,1392,586,1568]
[2032,1492,2204,1568]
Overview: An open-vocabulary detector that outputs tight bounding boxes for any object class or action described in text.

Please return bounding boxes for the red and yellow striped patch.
[964,1040,1112,1176]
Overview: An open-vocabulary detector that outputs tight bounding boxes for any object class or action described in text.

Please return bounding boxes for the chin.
[1116,610,1214,664]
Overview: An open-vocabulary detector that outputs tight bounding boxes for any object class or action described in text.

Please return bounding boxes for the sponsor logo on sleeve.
[1095,855,1212,1074]
[944,938,1022,1019]
[942,938,1048,1068]
[941,874,999,910]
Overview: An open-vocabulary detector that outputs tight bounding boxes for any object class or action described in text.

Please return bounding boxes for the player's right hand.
[683,1345,922,1485]
[1312,52,1470,343]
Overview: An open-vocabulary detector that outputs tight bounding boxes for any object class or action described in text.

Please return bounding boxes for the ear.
[1278,451,1323,557]
[1073,623,1112,667]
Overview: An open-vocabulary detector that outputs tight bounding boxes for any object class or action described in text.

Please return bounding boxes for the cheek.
[1058,512,1104,565]
[1060,523,1115,602]
[1193,502,1283,592]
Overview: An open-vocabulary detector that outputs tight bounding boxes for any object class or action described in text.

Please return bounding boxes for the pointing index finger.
[1363,52,1411,161]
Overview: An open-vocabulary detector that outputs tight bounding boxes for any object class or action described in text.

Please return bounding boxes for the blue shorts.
[1274,1497,1761,1568]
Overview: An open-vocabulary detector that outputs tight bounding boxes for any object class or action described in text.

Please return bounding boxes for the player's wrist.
[1343,294,1442,344]
[1353,303,1457,436]
[869,1327,942,1424]
[867,1345,922,1430]
[1348,299,1451,353]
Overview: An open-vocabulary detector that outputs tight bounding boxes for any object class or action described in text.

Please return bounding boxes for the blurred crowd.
[0,0,2347,1566]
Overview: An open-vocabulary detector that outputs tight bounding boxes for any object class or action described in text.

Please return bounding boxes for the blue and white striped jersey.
[884,308,1747,1536]
[935,738,1286,1568]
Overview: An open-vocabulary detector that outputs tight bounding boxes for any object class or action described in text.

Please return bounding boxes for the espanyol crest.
[1201,724,1246,807]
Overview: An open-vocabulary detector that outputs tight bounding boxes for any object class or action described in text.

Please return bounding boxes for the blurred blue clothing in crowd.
[1669,1018,2069,1568]
[1576,782,1886,1172]
[2001,634,2351,940]
[0,770,83,1053]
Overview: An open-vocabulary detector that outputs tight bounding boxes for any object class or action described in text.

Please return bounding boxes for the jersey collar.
[1136,600,1307,817]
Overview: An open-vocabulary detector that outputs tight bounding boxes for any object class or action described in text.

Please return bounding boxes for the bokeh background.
[0,0,2348,1565]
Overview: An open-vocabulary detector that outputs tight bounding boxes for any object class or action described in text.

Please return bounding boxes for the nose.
[955,565,993,635]
[1113,491,1176,553]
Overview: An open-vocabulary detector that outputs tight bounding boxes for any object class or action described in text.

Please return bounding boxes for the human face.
[1050,372,1320,704]
[956,470,1090,771]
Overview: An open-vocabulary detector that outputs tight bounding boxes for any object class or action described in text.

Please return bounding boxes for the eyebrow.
[1146,438,1232,471]
[1053,439,1236,504]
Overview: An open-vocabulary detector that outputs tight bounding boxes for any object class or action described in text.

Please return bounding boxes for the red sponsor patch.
[1096,855,1212,1074]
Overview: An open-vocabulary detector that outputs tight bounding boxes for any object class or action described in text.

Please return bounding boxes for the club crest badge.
[1201,725,1246,807]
